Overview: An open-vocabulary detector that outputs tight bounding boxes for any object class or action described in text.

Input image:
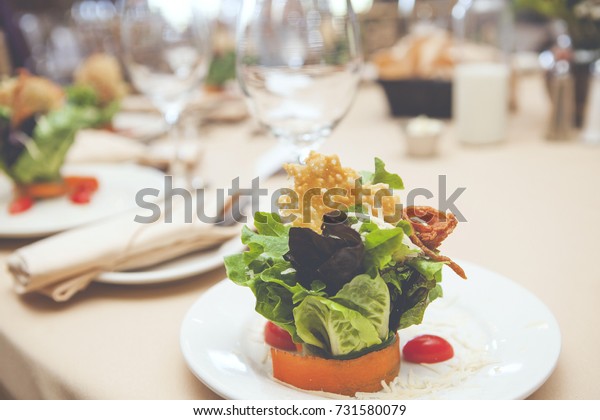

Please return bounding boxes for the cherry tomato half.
[64,176,99,193]
[264,321,296,351]
[9,196,34,214]
[70,188,92,204]
[402,334,454,364]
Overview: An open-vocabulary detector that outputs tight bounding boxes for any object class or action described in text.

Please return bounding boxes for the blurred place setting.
[0,0,599,405]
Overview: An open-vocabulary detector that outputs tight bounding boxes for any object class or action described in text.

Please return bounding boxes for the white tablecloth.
[1,76,599,399]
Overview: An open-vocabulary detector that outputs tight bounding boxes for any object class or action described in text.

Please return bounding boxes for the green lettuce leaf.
[294,295,381,356]
[381,259,444,331]
[259,262,321,304]
[66,85,120,128]
[407,258,445,282]
[66,85,99,107]
[0,107,10,120]
[223,253,252,287]
[361,224,405,273]
[360,157,404,189]
[241,225,289,260]
[10,106,86,184]
[359,221,419,273]
[224,212,322,340]
[0,109,13,176]
[428,284,443,301]
[239,212,290,263]
[206,50,236,87]
[331,274,390,340]
[396,219,414,236]
[254,282,296,338]
[254,211,290,237]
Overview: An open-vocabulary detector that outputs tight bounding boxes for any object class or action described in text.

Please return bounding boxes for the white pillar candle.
[582,74,600,144]
[453,62,510,145]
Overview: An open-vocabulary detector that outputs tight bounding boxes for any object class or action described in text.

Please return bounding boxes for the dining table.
[1,74,599,400]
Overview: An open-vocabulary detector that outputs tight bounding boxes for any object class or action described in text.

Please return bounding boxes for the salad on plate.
[225,152,466,396]
[0,55,127,214]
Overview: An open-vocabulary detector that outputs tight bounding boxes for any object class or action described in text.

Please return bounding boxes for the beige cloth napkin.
[68,129,201,169]
[6,196,242,302]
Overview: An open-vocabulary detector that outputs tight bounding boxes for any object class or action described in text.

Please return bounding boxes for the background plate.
[0,164,164,238]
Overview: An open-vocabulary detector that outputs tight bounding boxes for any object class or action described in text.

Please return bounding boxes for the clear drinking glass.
[119,0,212,183]
[237,0,362,162]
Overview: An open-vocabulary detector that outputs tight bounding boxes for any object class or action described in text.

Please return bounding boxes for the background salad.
[0,55,125,186]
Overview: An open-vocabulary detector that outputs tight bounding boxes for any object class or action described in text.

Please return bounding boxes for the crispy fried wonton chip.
[0,78,18,108]
[74,53,127,104]
[10,70,64,127]
[282,152,401,231]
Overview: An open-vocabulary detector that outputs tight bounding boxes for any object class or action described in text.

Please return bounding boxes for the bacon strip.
[403,207,467,279]
[405,206,458,249]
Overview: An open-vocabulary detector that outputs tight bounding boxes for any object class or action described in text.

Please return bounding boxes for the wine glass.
[119,0,212,185]
[237,0,362,162]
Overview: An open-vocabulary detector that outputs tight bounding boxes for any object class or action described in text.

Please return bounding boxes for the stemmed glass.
[237,0,362,162]
[119,0,212,185]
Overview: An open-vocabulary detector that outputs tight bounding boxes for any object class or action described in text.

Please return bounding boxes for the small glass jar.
[404,116,444,157]
[452,0,513,145]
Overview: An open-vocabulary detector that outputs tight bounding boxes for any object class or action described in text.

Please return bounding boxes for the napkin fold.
[68,129,201,169]
[6,195,242,302]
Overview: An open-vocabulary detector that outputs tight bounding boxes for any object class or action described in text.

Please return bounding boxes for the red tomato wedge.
[70,188,92,204]
[264,321,296,351]
[402,334,454,364]
[9,196,34,214]
[66,176,99,205]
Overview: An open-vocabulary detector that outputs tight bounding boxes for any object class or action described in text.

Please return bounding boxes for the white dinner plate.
[180,260,561,400]
[97,238,245,285]
[0,163,164,238]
